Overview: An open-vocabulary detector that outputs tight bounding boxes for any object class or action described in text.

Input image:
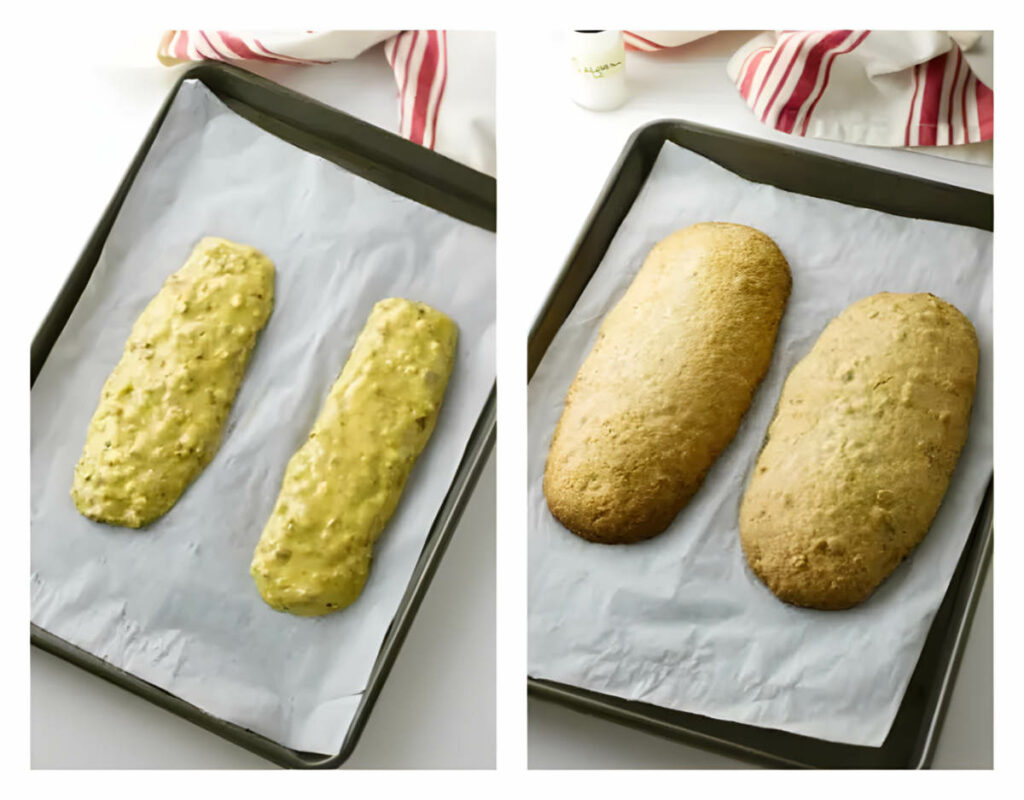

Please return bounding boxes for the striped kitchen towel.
[726,31,993,146]
[157,31,397,65]
[383,31,450,152]
[623,31,716,51]
[157,31,494,172]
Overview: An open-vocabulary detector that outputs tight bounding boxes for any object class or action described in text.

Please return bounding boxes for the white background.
[4,5,1020,790]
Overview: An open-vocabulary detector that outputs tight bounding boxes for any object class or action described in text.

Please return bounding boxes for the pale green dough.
[72,237,275,528]
[251,298,457,616]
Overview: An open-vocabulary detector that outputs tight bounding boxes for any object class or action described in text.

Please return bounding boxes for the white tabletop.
[524,31,992,769]
[28,37,495,769]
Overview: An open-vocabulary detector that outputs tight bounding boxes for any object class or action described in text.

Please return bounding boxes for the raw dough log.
[251,298,458,616]
[71,237,274,528]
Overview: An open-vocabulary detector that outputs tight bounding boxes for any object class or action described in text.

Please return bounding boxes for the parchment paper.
[31,81,495,754]
[527,141,992,746]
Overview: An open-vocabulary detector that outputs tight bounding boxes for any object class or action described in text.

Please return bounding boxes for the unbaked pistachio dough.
[251,298,458,617]
[739,292,978,610]
[71,237,275,528]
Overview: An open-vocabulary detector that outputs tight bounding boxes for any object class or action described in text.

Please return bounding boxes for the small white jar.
[568,30,628,111]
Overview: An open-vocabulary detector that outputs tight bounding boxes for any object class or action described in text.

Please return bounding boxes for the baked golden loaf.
[544,222,791,544]
[739,292,978,610]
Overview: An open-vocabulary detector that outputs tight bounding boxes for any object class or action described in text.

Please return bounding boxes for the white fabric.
[624,31,716,51]
[435,32,495,175]
[726,31,993,149]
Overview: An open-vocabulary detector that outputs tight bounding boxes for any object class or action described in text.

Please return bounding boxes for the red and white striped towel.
[623,31,716,52]
[157,30,396,65]
[726,31,993,147]
[158,31,494,173]
[383,31,449,152]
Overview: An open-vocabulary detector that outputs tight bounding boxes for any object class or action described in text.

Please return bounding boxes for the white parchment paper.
[527,141,992,747]
[31,81,495,754]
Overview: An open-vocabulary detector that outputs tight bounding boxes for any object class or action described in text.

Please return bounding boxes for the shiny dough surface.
[251,298,457,616]
[71,237,274,528]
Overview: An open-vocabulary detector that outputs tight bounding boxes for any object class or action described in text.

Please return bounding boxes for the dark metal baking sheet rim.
[526,118,993,770]
[30,62,497,770]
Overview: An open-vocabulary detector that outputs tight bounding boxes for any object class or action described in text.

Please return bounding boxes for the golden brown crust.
[543,222,791,544]
[739,292,978,609]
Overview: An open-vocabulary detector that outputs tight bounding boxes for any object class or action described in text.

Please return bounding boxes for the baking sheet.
[527,141,992,747]
[31,80,495,754]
